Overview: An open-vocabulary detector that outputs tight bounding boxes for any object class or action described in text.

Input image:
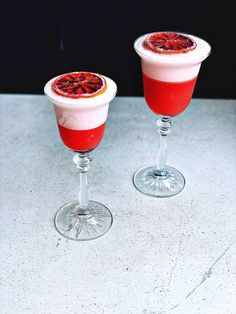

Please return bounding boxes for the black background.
[1,0,235,98]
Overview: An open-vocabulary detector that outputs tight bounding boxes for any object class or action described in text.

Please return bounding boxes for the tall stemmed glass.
[134,32,211,197]
[44,72,117,240]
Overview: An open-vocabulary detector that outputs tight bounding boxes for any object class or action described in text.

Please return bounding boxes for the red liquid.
[57,123,106,151]
[143,73,198,116]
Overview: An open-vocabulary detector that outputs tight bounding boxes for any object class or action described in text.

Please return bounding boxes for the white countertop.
[0,95,236,314]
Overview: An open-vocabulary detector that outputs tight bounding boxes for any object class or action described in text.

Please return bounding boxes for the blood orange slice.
[52,72,107,98]
[144,32,197,54]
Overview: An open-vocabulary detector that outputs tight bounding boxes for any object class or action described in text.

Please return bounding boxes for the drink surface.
[134,32,211,116]
[44,73,117,107]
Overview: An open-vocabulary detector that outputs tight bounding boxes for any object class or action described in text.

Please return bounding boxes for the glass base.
[133,165,185,197]
[55,201,113,241]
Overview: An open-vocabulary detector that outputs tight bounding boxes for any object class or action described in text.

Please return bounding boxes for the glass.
[134,32,211,197]
[44,73,117,240]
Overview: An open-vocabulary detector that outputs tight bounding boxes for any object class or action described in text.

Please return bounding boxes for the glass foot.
[133,165,185,197]
[55,201,113,241]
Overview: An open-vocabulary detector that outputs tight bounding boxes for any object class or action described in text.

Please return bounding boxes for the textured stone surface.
[0,95,236,314]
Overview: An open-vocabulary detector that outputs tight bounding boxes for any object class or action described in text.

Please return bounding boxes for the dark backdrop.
[1,0,235,98]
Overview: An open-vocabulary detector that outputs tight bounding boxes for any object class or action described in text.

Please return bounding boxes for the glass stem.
[155,117,173,176]
[73,153,91,215]
[79,171,89,210]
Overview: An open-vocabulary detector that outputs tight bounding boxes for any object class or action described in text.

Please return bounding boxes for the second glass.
[134,32,211,197]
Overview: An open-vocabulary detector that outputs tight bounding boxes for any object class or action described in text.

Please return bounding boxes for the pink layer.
[54,102,109,130]
[141,59,201,82]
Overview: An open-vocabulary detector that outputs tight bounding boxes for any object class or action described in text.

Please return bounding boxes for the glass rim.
[134,32,212,65]
[44,75,118,108]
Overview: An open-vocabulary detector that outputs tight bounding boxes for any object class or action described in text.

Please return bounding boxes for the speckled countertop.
[0,95,236,314]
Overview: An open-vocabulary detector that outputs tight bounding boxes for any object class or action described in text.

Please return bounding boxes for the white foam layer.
[141,59,201,82]
[134,32,211,82]
[53,102,109,130]
[44,74,117,130]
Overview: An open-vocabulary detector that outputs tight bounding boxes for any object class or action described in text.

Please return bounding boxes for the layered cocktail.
[44,71,117,240]
[134,32,211,197]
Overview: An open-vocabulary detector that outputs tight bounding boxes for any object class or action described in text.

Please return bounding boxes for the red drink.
[57,122,106,151]
[143,73,198,116]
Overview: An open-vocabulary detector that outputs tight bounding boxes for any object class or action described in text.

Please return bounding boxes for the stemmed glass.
[44,72,117,240]
[134,32,211,197]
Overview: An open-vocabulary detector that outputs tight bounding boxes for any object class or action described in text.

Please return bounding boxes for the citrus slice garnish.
[52,72,107,98]
[144,32,197,54]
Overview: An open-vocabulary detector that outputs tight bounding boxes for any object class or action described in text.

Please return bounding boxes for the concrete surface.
[0,95,236,314]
